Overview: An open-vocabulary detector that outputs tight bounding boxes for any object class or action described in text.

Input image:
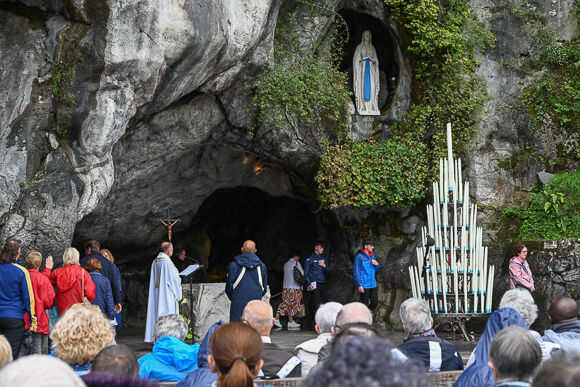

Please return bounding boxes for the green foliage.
[315,139,429,209]
[502,172,580,239]
[384,0,495,160]
[250,3,351,145]
[51,61,76,104]
[499,1,580,137]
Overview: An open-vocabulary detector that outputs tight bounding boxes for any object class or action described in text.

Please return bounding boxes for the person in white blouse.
[274,251,305,330]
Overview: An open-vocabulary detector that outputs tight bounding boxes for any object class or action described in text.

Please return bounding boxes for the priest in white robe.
[145,241,182,342]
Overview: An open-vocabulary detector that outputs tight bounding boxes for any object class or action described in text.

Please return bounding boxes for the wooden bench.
[427,370,463,386]
[158,371,461,387]
[255,378,302,387]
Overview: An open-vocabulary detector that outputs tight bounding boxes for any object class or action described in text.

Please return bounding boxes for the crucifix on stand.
[160,208,180,242]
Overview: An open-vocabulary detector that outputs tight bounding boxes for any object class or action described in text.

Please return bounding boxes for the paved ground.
[117,326,476,361]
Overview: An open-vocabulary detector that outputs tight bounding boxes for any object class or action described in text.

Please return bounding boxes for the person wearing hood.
[542,296,580,355]
[138,314,199,382]
[225,240,268,322]
[175,321,224,387]
[453,307,528,387]
[353,240,380,311]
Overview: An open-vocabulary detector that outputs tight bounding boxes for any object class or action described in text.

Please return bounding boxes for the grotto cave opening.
[338,9,399,112]
[171,186,318,296]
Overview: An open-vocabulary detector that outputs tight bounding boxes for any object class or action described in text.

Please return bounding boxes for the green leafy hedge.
[315,139,428,208]
[502,172,580,239]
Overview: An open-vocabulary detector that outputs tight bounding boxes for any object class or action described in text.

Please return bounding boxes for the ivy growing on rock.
[502,172,580,240]
[384,0,495,159]
[250,2,351,147]
[315,139,428,209]
[519,1,580,140]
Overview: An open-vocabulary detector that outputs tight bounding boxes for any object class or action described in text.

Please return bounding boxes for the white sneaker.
[274,319,282,328]
[288,321,301,330]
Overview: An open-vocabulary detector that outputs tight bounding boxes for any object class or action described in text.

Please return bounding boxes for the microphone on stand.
[425,235,436,247]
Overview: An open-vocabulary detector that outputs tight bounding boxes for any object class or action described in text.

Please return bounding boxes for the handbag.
[80,268,90,304]
[22,330,33,351]
[293,262,306,287]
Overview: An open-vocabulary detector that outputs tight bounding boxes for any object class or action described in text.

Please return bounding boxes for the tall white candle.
[409,266,416,298]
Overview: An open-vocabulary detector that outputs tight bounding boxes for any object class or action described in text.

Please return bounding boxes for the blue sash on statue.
[363,58,371,102]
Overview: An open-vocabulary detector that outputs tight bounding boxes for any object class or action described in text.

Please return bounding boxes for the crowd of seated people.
[2,237,580,386]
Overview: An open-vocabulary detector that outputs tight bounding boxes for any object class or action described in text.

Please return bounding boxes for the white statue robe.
[353,31,380,115]
[144,252,182,342]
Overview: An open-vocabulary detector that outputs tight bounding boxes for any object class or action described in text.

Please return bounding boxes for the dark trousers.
[0,317,25,359]
[359,287,379,311]
[306,282,327,326]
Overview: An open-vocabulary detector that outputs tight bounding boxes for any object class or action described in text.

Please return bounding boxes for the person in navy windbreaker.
[175,321,223,387]
[353,240,380,311]
[304,241,330,323]
[394,298,463,372]
[225,240,268,322]
[85,258,116,323]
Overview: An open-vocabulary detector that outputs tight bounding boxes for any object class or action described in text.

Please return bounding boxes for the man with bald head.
[225,240,268,322]
[242,300,301,378]
[145,241,182,342]
[542,296,580,355]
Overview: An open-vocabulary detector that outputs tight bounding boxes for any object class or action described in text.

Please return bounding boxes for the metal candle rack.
[408,123,494,341]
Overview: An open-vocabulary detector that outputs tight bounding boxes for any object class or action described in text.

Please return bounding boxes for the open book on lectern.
[179,265,201,277]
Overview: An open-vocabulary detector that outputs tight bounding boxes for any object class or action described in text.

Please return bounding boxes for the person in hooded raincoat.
[144,242,182,343]
[139,314,199,382]
[225,240,268,322]
[453,307,527,387]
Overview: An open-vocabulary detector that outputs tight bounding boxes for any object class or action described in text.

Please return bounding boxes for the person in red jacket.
[45,248,96,315]
[23,251,55,355]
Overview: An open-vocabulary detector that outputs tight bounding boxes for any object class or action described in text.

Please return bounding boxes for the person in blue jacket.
[225,240,268,322]
[138,314,199,382]
[304,241,330,324]
[85,258,116,330]
[175,321,224,387]
[353,240,380,311]
[453,307,527,387]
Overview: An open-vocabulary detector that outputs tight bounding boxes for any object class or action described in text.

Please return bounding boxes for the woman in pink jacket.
[509,242,534,292]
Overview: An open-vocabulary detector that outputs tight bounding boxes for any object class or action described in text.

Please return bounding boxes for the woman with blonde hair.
[46,247,96,315]
[24,251,55,354]
[208,322,263,387]
[0,334,12,369]
[50,303,115,375]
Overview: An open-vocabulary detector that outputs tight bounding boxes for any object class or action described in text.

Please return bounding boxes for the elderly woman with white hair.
[46,247,96,315]
[138,314,200,382]
[295,302,343,376]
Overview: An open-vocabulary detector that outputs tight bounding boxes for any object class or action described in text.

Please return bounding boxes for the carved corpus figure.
[353,30,380,115]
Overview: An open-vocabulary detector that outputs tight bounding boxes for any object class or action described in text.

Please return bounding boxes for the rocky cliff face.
[0,0,577,328]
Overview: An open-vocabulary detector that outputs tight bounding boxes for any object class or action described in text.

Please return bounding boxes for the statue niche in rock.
[353,30,380,116]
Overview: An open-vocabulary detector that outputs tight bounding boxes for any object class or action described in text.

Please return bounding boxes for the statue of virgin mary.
[353,30,380,115]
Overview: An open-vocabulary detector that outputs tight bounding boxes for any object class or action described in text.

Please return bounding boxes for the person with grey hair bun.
[488,326,542,386]
[138,314,200,382]
[394,298,463,372]
[295,302,342,376]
